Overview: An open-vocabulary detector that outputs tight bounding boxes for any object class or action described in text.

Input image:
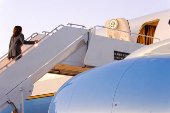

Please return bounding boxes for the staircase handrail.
[42,31,50,35]
[0,24,64,71]
[94,25,161,41]
[67,23,86,28]
[25,32,39,41]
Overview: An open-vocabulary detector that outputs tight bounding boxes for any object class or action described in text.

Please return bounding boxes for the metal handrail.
[42,31,50,35]
[95,25,161,41]
[42,25,64,36]
[0,33,39,61]
[67,23,86,28]
[0,24,64,71]
[25,32,39,41]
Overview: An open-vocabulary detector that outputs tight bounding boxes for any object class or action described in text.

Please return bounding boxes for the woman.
[8,26,39,61]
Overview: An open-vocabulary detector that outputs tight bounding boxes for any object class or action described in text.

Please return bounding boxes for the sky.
[0,0,170,57]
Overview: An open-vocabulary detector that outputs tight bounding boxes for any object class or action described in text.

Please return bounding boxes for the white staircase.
[0,25,88,112]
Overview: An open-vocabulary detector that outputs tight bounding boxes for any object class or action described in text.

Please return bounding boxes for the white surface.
[84,35,144,66]
[32,73,72,96]
[95,28,107,37]
[7,79,34,111]
[126,38,170,59]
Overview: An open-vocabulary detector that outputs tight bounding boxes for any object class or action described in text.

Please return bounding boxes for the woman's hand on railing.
[34,40,39,43]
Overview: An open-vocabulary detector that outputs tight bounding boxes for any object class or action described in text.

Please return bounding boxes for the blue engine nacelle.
[49,54,170,113]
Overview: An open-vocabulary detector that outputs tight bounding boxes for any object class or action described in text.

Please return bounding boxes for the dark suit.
[8,33,35,59]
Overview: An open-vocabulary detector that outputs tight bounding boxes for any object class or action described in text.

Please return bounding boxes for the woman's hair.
[12,26,22,38]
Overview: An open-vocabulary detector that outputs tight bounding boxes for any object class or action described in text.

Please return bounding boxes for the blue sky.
[0,0,170,57]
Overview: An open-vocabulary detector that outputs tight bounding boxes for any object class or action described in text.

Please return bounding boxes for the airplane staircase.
[0,24,88,113]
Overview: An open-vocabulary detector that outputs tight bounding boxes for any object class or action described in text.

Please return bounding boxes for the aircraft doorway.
[136,19,159,45]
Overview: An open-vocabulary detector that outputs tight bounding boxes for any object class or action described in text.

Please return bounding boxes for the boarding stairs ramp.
[0,25,88,112]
